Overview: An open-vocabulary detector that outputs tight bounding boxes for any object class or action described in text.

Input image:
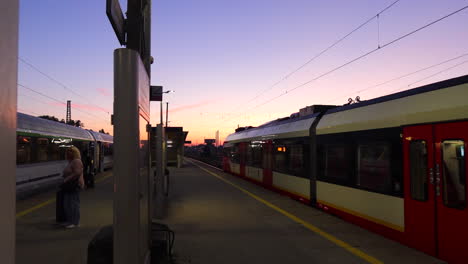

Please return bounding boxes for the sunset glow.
[18,0,468,145]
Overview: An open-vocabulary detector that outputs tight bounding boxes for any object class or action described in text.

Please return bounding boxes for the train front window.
[441,140,466,209]
[410,140,428,201]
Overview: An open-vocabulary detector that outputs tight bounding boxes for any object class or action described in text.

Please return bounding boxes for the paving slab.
[16,171,114,264]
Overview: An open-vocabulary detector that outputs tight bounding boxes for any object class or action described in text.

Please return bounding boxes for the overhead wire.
[247,4,468,112]
[19,92,89,119]
[18,108,40,116]
[18,83,109,122]
[18,57,111,114]
[407,59,468,88]
[386,59,468,94]
[18,92,56,107]
[325,52,468,104]
[229,0,402,112]
[219,4,468,125]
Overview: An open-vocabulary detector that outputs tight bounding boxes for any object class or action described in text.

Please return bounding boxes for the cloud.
[169,100,215,113]
[96,88,112,97]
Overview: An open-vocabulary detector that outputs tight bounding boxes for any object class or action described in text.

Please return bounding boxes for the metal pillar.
[0,0,18,262]
[165,102,169,128]
[114,48,151,264]
[153,123,166,219]
[126,0,151,75]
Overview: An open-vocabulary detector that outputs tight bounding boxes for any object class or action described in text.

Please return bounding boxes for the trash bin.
[87,225,113,264]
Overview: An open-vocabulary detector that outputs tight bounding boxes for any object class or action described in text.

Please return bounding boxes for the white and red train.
[16,113,113,198]
[223,75,468,264]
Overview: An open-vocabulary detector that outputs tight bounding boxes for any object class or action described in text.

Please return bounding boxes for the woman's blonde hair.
[67,146,81,160]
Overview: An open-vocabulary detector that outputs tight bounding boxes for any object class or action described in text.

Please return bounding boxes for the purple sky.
[18,0,468,143]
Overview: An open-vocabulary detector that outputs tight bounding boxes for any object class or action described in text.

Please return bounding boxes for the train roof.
[224,112,320,144]
[17,113,94,141]
[88,130,114,143]
[317,74,468,135]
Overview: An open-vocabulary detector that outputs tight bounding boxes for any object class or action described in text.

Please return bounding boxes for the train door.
[434,122,468,263]
[403,124,436,255]
[403,121,468,263]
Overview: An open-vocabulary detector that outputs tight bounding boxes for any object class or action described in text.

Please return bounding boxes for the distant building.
[166,127,188,168]
[204,139,215,145]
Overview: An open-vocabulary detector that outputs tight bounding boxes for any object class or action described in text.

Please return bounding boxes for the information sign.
[106,0,126,45]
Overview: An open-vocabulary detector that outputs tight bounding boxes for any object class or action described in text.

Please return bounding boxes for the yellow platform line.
[189,160,383,264]
[16,199,56,218]
[16,173,113,219]
[95,173,113,184]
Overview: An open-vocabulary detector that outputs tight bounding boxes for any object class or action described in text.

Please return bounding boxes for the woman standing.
[61,146,85,229]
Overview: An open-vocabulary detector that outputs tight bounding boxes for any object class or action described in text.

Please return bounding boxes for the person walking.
[82,149,94,188]
[60,146,85,229]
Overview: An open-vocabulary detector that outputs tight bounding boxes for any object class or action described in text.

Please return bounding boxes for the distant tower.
[215,130,219,147]
[66,100,71,123]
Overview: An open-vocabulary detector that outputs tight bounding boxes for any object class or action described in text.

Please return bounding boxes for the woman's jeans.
[63,190,80,225]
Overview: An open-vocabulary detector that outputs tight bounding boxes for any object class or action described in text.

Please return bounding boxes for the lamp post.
[152,89,173,219]
[159,90,174,127]
[165,102,169,128]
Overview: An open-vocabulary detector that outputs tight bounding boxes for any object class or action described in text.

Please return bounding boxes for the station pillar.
[113,48,151,264]
[0,1,19,263]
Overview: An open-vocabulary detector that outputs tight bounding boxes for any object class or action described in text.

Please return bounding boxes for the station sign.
[106,0,126,45]
[150,85,163,101]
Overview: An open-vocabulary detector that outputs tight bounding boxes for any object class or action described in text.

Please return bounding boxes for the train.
[223,74,468,264]
[16,112,113,198]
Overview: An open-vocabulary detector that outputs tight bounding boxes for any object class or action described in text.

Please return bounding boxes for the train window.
[37,138,49,162]
[323,145,352,183]
[410,141,428,201]
[273,138,308,177]
[246,141,263,168]
[48,138,61,161]
[357,143,392,193]
[441,140,466,209]
[17,136,31,164]
[223,147,231,157]
[230,144,240,163]
[289,144,304,177]
[274,144,288,173]
[73,141,84,155]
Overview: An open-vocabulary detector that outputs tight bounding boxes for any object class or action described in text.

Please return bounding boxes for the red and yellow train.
[223,75,468,264]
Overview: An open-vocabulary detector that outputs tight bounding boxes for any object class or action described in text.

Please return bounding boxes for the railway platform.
[16,171,114,264]
[16,161,445,264]
[162,158,444,264]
